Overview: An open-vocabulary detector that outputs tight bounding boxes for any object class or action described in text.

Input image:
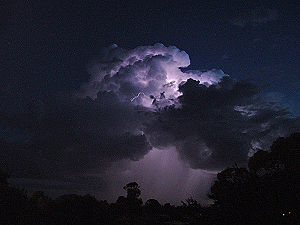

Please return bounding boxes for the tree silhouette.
[144,198,161,215]
[123,182,141,200]
[0,169,29,225]
[209,132,300,224]
[248,132,300,223]
[145,199,161,208]
[209,167,250,205]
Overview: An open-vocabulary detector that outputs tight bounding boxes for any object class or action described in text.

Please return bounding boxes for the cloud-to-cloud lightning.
[130,92,145,102]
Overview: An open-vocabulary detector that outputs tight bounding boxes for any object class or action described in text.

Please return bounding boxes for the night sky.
[1,0,299,204]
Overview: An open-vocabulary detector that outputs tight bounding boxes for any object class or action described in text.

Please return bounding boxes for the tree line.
[1,133,299,225]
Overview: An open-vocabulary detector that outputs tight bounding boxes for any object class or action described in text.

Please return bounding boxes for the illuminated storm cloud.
[80,43,227,108]
[4,44,299,195]
[79,43,299,171]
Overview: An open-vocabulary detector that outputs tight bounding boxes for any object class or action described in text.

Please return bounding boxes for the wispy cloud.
[231,8,278,27]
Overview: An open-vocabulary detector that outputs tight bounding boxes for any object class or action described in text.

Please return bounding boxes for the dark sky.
[1,0,299,204]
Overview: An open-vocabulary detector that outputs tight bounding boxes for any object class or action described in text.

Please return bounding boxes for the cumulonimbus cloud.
[1,44,299,201]
[79,43,225,108]
[78,43,299,170]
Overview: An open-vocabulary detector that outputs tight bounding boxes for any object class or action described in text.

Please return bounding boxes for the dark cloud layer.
[1,44,299,202]
[147,77,299,170]
[1,92,151,179]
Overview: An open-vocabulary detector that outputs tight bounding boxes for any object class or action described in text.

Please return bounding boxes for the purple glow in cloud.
[80,43,226,108]
[96,148,216,205]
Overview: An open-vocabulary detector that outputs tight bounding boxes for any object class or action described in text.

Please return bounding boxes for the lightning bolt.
[130,92,146,102]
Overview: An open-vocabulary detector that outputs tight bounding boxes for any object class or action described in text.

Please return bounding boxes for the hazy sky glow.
[99,148,216,205]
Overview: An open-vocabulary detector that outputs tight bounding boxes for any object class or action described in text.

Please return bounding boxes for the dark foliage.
[208,132,300,225]
[123,182,142,201]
